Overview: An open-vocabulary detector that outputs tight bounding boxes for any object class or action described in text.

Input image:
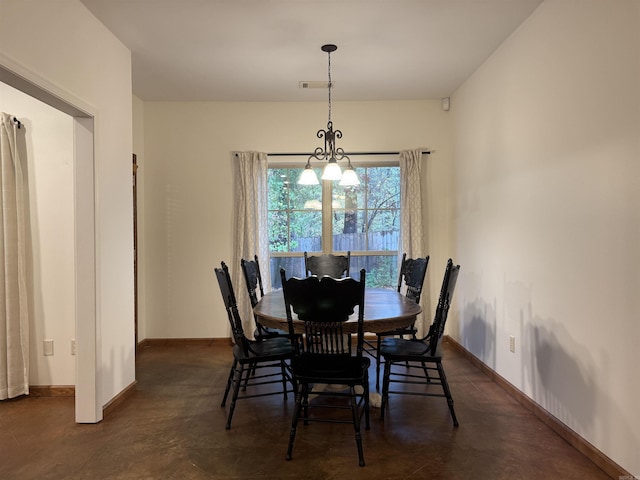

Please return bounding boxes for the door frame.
[1,55,101,423]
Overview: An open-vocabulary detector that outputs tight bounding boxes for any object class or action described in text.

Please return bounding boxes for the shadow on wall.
[459,271,497,369]
[459,273,639,471]
[461,298,497,370]
[526,314,597,434]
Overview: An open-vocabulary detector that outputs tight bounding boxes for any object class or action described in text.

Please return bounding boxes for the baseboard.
[102,380,137,418]
[444,335,631,479]
[29,385,75,397]
[138,337,231,348]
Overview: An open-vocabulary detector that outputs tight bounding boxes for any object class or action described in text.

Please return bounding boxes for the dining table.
[253,287,422,404]
[253,287,422,335]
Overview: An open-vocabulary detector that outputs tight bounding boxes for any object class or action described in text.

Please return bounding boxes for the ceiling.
[80,0,543,102]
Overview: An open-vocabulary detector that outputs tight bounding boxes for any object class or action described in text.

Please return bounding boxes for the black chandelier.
[298,44,360,186]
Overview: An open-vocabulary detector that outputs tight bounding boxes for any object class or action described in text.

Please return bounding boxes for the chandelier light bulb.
[321,160,343,181]
[298,163,319,185]
[339,166,360,186]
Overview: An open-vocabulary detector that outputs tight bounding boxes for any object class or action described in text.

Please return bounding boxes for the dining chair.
[240,255,289,340]
[363,253,429,389]
[303,251,351,278]
[214,261,296,429]
[280,267,370,467]
[379,258,460,426]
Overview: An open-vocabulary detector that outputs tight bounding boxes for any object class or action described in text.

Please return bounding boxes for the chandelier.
[298,44,360,186]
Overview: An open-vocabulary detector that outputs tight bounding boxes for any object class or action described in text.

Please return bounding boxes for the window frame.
[267,155,401,287]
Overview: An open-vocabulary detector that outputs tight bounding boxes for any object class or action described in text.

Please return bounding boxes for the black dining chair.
[304,251,351,278]
[280,267,370,467]
[379,259,460,426]
[363,253,429,389]
[240,255,289,340]
[214,261,296,429]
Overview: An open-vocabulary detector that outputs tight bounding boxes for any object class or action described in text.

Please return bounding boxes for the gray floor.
[0,342,612,479]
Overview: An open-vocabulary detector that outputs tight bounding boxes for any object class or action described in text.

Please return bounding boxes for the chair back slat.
[304,322,348,355]
[215,261,250,355]
[397,254,429,304]
[241,255,264,308]
[426,259,460,356]
[304,251,351,278]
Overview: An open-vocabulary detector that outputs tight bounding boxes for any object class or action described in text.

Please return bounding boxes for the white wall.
[0,0,135,415]
[139,100,453,339]
[451,0,639,474]
[0,82,75,386]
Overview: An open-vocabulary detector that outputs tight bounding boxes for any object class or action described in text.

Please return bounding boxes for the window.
[268,162,400,289]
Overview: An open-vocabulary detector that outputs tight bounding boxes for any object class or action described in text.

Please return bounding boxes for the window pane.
[365,167,400,209]
[332,211,365,251]
[289,182,322,210]
[290,210,321,252]
[350,254,399,290]
[269,256,305,289]
[332,166,400,252]
[268,211,288,252]
[368,211,400,251]
[268,167,322,252]
[268,167,322,210]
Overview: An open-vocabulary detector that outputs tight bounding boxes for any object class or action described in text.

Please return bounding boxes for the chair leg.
[421,361,431,382]
[226,362,245,430]
[437,361,459,427]
[243,361,256,391]
[380,360,392,420]
[280,361,288,400]
[363,372,370,431]
[375,335,382,390]
[286,383,305,461]
[349,386,365,467]
[221,358,237,407]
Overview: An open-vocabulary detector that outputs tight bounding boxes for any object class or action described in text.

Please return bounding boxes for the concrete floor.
[0,342,612,479]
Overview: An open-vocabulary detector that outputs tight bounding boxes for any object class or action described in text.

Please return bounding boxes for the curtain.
[399,149,429,336]
[232,151,270,338]
[0,113,29,400]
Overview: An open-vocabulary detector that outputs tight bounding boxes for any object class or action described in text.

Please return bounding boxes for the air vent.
[299,81,332,89]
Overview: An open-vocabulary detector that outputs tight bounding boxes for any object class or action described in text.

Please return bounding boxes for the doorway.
[0,62,100,423]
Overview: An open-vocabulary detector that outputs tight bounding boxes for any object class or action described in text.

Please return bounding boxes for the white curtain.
[399,149,429,336]
[232,151,271,338]
[0,113,29,400]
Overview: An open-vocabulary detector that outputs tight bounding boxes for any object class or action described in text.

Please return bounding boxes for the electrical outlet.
[44,339,54,356]
[71,339,76,355]
[509,335,516,353]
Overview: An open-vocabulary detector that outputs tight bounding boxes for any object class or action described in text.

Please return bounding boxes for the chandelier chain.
[327,50,332,123]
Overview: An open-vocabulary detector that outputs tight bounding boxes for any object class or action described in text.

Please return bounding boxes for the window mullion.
[321,179,333,253]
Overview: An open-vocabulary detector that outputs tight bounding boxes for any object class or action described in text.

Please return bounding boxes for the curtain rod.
[265,150,430,157]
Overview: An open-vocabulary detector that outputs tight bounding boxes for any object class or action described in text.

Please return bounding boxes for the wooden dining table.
[253,287,422,335]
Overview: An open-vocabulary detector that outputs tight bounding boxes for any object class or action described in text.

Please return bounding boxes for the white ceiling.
[80,0,543,102]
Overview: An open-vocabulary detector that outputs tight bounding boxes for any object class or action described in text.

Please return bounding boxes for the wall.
[0,82,75,386]
[0,0,135,414]
[451,0,640,474]
[139,100,454,339]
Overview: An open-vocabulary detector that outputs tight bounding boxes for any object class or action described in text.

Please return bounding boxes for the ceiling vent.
[299,81,332,89]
